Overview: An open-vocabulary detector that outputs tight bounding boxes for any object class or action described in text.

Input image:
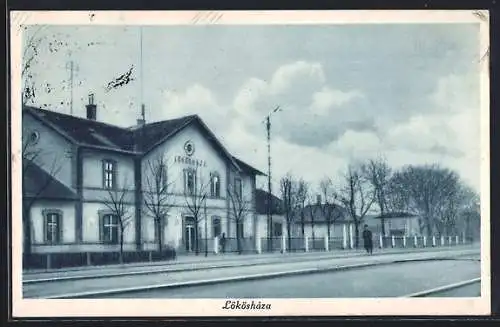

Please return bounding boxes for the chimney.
[136,104,146,126]
[316,194,321,205]
[86,93,97,120]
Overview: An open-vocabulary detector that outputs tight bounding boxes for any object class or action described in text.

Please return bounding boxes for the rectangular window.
[45,213,61,243]
[184,169,196,195]
[273,223,283,237]
[102,214,119,244]
[103,160,116,189]
[234,178,242,200]
[212,217,221,238]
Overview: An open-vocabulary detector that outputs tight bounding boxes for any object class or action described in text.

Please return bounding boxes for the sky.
[21,23,482,194]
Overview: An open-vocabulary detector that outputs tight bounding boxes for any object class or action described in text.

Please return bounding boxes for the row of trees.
[22,134,252,261]
[280,157,481,249]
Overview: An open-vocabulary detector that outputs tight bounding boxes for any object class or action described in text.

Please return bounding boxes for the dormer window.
[210,172,221,198]
[102,159,116,189]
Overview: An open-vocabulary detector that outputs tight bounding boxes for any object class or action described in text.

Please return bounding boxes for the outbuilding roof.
[23,160,78,201]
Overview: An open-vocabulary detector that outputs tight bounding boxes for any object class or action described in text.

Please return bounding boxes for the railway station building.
[22,97,267,256]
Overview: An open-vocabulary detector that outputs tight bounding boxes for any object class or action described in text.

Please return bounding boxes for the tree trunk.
[425,215,433,237]
[311,217,315,241]
[237,235,242,254]
[301,212,305,237]
[157,219,163,252]
[381,218,386,236]
[326,221,331,239]
[119,233,124,264]
[287,221,292,251]
[354,222,360,249]
[194,221,199,255]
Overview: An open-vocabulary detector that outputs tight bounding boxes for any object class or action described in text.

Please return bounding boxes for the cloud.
[233,61,367,147]
[161,84,232,134]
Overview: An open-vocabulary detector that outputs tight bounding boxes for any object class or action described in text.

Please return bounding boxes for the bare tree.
[388,164,461,237]
[280,174,295,250]
[362,157,392,236]
[306,193,321,241]
[334,163,375,248]
[294,179,309,237]
[458,186,480,241]
[183,167,209,255]
[227,182,251,254]
[319,177,344,239]
[101,178,133,264]
[22,136,62,255]
[143,155,175,252]
[21,26,105,105]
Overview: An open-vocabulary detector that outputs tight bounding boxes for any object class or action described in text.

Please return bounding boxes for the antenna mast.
[65,54,79,115]
[140,26,145,122]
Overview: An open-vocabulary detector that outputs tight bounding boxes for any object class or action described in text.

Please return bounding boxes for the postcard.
[10,10,490,317]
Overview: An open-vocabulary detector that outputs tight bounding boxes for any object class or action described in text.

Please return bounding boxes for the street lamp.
[263,106,283,252]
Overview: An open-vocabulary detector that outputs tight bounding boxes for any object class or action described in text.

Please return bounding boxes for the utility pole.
[264,105,282,252]
[266,115,273,252]
[65,59,79,115]
[204,201,208,257]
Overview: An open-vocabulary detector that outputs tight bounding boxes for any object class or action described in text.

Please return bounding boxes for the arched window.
[234,177,242,200]
[157,162,168,189]
[210,172,221,198]
[184,168,196,195]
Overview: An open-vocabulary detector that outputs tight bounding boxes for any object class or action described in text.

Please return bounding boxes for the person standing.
[220,233,226,254]
[362,224,373,255]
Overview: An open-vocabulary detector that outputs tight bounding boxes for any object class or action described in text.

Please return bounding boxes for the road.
[107,257,480,298]
[23,246,480,299]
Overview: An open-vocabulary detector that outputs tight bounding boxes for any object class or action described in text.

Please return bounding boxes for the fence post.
[440,235,444,246]
[414,235,417,247]
[349,224,354,249]
[432,236,436,247]
[423,236,427,247]
[455,235,459,245]
[391,235,395,248]
[214,236,219,254]
[281,235,286,253]
[256,237,262,254]
[342,225,348,249]
[46,253,52,270]
[324,235,329,252]
[403,236,407,248]
[379,234,383,249]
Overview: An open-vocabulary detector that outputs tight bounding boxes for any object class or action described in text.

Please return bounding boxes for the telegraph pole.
[266,115,273,252]
[264,106,282,252]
